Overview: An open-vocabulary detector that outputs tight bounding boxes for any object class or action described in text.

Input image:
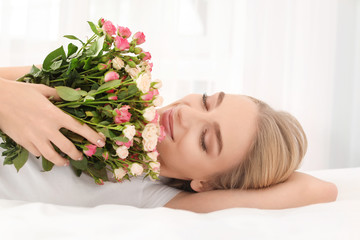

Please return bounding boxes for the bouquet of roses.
[0,18,165,185]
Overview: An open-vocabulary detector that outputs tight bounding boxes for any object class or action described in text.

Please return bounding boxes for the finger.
[49,131,83,161]
[39,141,70,167]
[22,141,41,157]
[62,116,106,148]
[33,84,62,101]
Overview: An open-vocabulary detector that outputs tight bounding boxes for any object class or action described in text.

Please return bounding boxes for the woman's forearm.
[165,172,338,213]
[0,65,41,81]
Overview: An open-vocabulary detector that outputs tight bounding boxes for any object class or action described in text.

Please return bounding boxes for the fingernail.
[97,139,105,147]
[64,160,70,167]
[77,155,83,161]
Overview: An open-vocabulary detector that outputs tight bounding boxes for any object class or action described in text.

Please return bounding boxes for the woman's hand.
[0,78,106,167]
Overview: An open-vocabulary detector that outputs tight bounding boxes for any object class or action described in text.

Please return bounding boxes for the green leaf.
[63,35,85,45]
[112,136,129,142]
[42,156,54,171]
[83,57,93,70]
[4,155,16,165]
[117,90,127,100]
[96,80,121,94]
[50,60,62,71]
[66,58,79,74]
[29,65,40,75]
[87,21,100,35]
[86,36,105,57]
[71,167,83,177]
[128,85,138,96]
[70,156,88,170]
[88,167,108,181]
[99,128,117,139]
[77,90,87,96]
[97,121,110,126]
[67,43,78,58]
[13,148,29,172]
[43,46,66,71]
[55,86,82,101]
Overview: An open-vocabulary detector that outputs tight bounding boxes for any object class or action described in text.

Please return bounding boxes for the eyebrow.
[216,91,225,108]
[214,92,225,155]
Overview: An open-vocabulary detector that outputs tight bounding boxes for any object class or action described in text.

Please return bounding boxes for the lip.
[169,108,174,141]
[161,107,174,141]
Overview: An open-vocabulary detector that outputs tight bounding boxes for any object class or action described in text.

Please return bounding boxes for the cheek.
[176,133,200,163]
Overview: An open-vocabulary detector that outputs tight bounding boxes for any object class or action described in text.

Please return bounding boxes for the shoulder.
[164,191,193,209]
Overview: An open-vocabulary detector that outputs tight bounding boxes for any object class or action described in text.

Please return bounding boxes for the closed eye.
[201,128,207,152]
[201,93,208,153]
[202,93,209,111]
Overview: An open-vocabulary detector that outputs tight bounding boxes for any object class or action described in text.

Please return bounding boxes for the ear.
[190,179,212,192]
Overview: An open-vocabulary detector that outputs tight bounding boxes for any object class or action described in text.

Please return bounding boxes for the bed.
[0,167,359,240]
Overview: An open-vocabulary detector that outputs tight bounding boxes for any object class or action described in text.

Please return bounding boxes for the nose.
[177,104,208,130]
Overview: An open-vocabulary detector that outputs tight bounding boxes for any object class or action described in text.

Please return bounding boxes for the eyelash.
[202,93,209,111]
[201,93,208,152]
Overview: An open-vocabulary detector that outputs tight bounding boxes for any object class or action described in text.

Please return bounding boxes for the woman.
[0,66,338,213]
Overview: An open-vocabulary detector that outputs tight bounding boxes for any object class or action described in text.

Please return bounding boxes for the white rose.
[130,163,143,176]
[153,95,163,107]
[142,138,158,152]
[123,125,136,141]
[116,146,129,159]
[149,161,160,173]
[125,65,140,79]
[139,61,151,72]
[142,123,159,142]
[152,79,162,89]
[112,57,124,70]
[147,150,159,161]
[143,106,156,122]
[136,72,151,93]
[114,168,127,180]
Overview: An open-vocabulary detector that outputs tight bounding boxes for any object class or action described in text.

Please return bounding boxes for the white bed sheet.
[1,167,360,240]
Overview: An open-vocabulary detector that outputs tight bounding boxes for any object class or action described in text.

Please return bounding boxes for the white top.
[0,153,182,208]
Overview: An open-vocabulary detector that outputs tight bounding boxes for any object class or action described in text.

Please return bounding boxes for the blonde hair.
[167,96,308,192]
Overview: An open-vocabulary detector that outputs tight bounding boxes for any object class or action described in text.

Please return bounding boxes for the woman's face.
[156,92,258,184]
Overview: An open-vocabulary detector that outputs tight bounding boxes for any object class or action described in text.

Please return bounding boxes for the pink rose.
[143,52,151,61]
[141,91,154,101]
[83,144,97,157]
[115,36,130,51]
[150,111,159,124]
[148,62,153,72]
[141,89,159,101]
[114,105,132,124]
[133,32,146,45]
[102,151,109,160]
[117,26,132,38]
[152,89,159,96]
[95,178,104,185]
[115,139,133,148]
[98,18,105,27]
[106,89,115,93]
[104,71,120,82]
[102,20,116,36]
[108,94,118,101]
[98,63,108,71]
[158,125,166,142]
